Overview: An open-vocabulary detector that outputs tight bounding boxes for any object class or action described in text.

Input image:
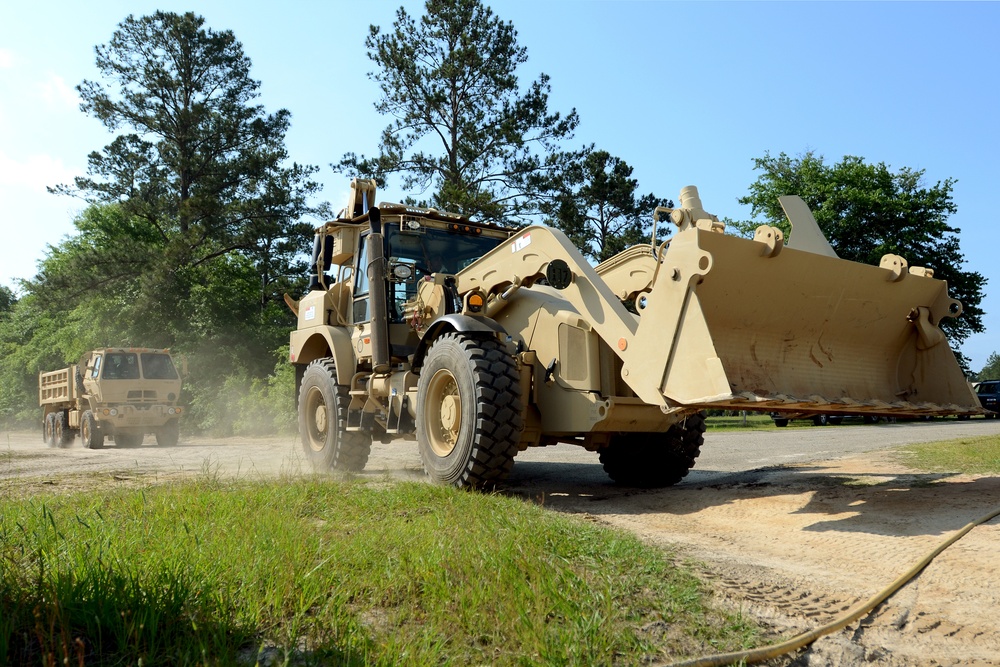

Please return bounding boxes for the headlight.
[392,264,413,280]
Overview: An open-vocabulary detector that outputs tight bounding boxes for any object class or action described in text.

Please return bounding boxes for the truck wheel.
[298,358,371,472]
[43,413,56,447]
[773,418,789,427]
[81,411,104,449]
[156,420,179,447]
[54,412,74,447]
[599,413,706,488]
[114,433,143,448]
[416,333,523,489]
[813,414,829,426]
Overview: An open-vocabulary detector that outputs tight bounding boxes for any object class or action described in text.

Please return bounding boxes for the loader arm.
[454,221,981,419]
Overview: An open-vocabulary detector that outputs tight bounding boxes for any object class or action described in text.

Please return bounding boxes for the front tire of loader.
[599,413,706,488]
[81,411,104,449]
[416,333,523,489]
[298,358,371,472]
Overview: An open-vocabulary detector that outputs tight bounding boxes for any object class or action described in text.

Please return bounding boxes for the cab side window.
[353,234,370,323]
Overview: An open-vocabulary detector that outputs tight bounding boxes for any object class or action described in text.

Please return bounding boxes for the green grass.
[0,478,761,666]
[704,413,776,430]
[896,434,1000,475]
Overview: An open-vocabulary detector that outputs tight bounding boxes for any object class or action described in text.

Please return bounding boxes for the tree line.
[0,0,989,431]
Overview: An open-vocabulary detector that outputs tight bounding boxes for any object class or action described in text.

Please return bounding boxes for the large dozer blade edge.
[631,226,982,419]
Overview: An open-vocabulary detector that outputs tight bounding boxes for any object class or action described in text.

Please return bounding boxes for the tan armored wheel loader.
[287,179,981,489]
[39,348,184,449]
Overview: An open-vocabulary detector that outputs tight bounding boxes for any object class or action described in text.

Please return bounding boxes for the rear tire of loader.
[599,413,706,488]
[81,411,104,449]
[298,358,371,472]
[416,333,523,489]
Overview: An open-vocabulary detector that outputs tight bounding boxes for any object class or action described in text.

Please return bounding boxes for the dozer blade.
[626,226,982,419]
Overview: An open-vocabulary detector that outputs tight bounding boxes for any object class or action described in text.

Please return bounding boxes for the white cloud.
[37,72,80,110]
[0,151,78,193]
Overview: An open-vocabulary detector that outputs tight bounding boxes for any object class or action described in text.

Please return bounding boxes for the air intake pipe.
[365,207,391,373]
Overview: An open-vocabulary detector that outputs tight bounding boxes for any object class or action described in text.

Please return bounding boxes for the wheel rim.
[305,386,328,452]
[426,368,461,457]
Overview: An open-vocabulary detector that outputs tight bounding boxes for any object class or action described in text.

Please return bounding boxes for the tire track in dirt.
[552,455,1000,666]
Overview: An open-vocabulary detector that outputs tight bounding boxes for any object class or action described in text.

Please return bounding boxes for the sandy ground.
[2,421,1000,665]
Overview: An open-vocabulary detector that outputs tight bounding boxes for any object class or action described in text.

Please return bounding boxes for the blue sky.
[1,1,997,370]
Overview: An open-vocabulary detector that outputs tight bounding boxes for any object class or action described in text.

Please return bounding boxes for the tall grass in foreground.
[0,479,758,666]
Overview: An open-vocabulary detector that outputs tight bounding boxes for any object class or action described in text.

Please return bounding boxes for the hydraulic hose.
[663,504,1000,667]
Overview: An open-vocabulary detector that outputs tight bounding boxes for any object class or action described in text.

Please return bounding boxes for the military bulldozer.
[287,178,980,488]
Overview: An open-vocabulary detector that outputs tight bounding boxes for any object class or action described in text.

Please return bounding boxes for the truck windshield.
[102,352,140,380]
[141,353,178,380]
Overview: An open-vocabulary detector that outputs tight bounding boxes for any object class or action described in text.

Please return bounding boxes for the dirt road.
[3,420,1000,665]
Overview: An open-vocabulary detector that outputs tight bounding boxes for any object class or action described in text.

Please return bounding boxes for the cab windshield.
[386,225,506,274]
[385,225,507,322]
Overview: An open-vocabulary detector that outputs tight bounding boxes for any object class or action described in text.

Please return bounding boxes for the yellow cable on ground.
[663,505,1000,667]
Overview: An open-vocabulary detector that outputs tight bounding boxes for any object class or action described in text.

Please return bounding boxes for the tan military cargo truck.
[287,179,981,489]
[39,348,184,448]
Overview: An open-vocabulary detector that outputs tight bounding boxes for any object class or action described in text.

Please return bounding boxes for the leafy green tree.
[978,352,1000,381]
[338,0,579,223]
[0,11,323,431]
[0,286,15,314]
[48,11,319,320]
[736,151,986,349]
[541,149,670,263]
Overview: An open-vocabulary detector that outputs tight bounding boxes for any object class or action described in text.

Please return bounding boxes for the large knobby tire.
[43,413,56,447]
[416,333,523,489]
[156,420,180,447]
[812,414,830,426]
[114,432,143,448]
[298,358,371,472]
[54,412,74,448]
[599,412,706,488]
[81,411,104,449]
